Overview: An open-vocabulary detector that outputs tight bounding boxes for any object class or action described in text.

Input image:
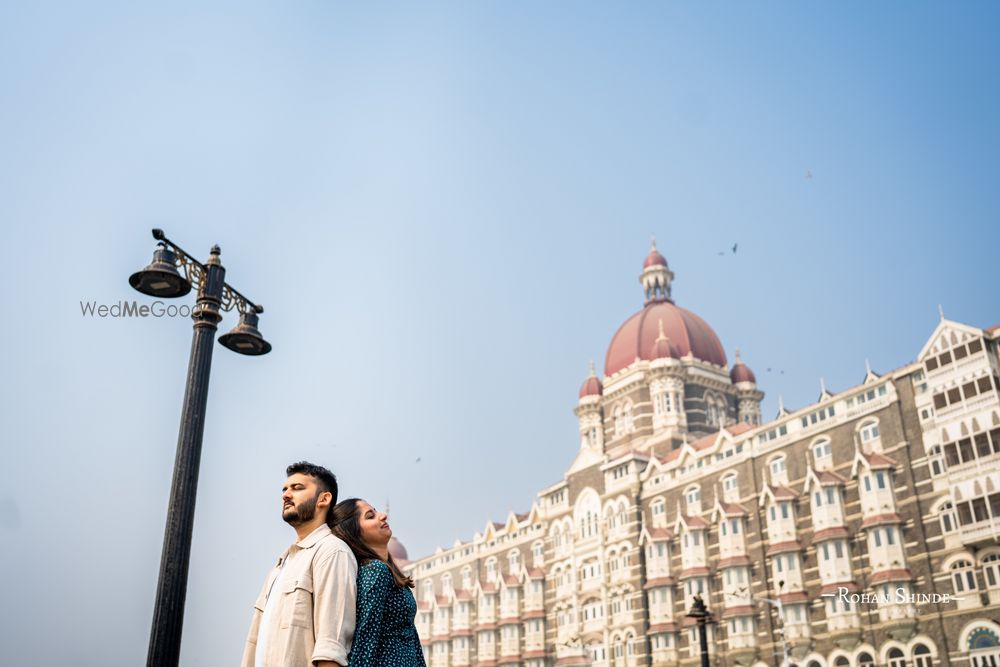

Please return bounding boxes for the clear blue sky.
[1,2,998,665]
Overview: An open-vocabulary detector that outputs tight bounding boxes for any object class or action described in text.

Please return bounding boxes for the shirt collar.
[294,523,332,550]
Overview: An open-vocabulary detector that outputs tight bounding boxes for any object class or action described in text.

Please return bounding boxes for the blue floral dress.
[348,560,427,667]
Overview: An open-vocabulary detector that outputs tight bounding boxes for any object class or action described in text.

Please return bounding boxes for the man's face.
[281,473,326,526]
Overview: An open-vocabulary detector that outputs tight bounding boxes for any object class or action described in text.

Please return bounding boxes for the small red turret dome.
[730,349,756,384]
[649,319,679,359]
[643,242,668,269]
[579,362,603,398]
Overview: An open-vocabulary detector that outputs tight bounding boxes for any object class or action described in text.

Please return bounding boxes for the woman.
[330,498,427,667]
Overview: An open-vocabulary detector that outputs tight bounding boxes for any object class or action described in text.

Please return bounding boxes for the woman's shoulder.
[358,559,393,585]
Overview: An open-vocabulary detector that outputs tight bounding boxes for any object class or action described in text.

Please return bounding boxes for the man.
[242,462,358,667]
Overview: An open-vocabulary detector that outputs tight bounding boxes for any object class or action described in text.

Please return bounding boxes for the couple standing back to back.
[241,461,426,667]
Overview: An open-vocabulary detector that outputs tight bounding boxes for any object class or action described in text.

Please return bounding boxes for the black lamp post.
[130,229,271,667]
[686,594,713,667]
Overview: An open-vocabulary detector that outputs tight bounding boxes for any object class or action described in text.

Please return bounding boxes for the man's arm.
[311,546,357,667]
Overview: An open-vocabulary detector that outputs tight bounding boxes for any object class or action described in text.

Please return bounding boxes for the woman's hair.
[330,498,414,588]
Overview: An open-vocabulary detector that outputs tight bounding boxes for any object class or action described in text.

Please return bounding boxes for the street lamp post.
[755,595,790,667]
[686,594,713,667]
[130,229,271,667]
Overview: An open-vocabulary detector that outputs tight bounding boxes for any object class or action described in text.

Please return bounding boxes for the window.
[888,649,906,667]
[984,553,1000,588]
[913,644,933,667]
[814,438,833,462]
[686,486,701,507]
[859,653,875,667]
[951,559,978,593]
[860,421,880,444]
[723,473,738,493]
[770,456,787,477]
[532,541,544,565]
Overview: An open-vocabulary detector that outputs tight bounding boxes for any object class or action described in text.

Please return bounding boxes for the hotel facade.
[399,244,1000,667]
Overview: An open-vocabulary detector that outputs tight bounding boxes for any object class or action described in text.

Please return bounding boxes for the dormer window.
[486,557,497,579]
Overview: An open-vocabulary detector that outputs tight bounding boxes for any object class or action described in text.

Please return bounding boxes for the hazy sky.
[2,2,998,665]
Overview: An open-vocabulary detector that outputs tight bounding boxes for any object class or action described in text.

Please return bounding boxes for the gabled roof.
[638,526,673,544]
[674,514,709,530]
[758,483,797,507]
[851,451,896,477]
[803,468,847,493]
[918,318,987,361]
[712,501,749,521]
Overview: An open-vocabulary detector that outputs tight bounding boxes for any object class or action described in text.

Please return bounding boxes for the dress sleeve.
[348,562,393,667]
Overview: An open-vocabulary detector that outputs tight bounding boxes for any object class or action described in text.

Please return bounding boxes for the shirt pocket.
[279,575,315,629]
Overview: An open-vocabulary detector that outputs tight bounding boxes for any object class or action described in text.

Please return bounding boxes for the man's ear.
[317,490,333,509]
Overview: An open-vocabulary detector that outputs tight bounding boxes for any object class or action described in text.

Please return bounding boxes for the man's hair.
[286,461,339,506]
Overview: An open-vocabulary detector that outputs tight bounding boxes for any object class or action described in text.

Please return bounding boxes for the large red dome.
[604,301,727,376]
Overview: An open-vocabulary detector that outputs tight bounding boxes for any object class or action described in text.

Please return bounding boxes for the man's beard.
[282,495,318,526]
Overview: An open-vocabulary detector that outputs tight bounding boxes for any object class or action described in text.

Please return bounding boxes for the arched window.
[912,644,933,667]
[508,549,520,572]
[888,648,906,667]
[769,455,787,481]
[951,559,978,593]
[860,420,881,448]
[928,445,945,476]
[685,485,701,513]
[532,540,544,566]
[623,400,635,433]
[442,573,453,595]
[834,657,850,667]
[808,660,822,667]
[984,553,1000,589]
[461,566,472,590]
[722,472,738,493]
[940,501,957,534]
[486,557,497,580]
[813,438,833,464]
[859,652,875,667]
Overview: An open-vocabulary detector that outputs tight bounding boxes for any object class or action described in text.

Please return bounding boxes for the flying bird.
[806,169,813,179]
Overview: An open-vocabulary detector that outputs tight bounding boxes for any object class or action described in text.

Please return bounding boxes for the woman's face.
[356,500,392,548]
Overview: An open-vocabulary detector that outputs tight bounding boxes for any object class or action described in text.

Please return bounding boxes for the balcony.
[960,517,1000,546]
[728,633,758,666]
[879,602,917,640]
[827,612,862,650]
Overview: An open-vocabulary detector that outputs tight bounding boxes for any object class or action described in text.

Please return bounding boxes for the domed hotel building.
[403,243,1000,667]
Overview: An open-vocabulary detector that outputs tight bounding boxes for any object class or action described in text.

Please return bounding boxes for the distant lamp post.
[755,595,790,667]
[130,228,271,667]
[686,594,714,667]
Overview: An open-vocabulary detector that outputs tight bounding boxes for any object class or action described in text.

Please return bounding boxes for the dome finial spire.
[588,359,596,376]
